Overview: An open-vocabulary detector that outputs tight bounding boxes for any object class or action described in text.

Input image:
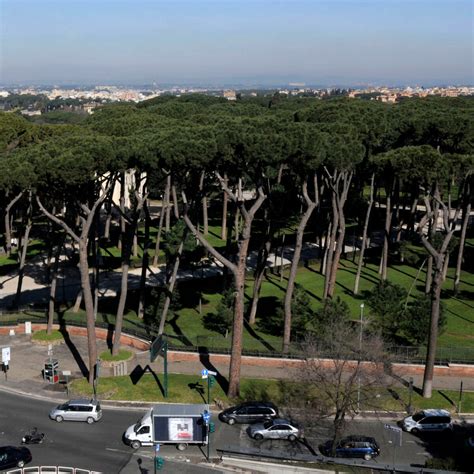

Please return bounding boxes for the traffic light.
[209,422,215,433]
[208,376,215,387]
[155,457,165,470]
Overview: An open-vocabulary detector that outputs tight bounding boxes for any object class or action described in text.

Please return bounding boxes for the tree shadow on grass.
[168,313,194,347]
[57,310,89,379]
[198,346,229,395]
[188,381,206,403]
[243,319,276,352]
[129,364,165,397]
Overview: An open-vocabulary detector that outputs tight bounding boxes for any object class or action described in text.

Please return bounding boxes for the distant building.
[223,90,237,101]
[20,109,42,116]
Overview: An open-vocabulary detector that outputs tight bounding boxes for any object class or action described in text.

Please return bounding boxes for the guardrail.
[7,467,101,474]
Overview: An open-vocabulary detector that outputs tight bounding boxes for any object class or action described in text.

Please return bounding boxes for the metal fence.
[2,311,474,366]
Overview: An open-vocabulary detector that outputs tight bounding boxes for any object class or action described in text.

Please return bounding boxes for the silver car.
[248,418,301,441]
[50,399,102,424]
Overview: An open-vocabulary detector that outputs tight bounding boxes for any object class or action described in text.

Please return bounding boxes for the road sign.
[2,347,10,363]
[155,444,160,453]
[201,369,209,379]
[150,335,167,362]
[202,411,211,424]
[207,370,217,376]
[62,370,71,376]
[384,424,402,433]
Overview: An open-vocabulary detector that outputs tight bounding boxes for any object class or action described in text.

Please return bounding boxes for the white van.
[50,399,102,424]
[401,409,452,434]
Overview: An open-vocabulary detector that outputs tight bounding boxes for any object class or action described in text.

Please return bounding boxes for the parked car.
[218,402,278,425]
[50,398,102,423]
[248,418,301,441]
[0,446,32,469]
[400,409,452,434]
[320,435,380,461]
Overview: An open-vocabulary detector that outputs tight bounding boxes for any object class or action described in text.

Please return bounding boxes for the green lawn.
[69,372,474,413]
[3,230,473,358]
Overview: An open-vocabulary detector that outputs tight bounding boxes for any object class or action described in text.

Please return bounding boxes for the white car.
[401,409,452,434]
[248,418,301,441]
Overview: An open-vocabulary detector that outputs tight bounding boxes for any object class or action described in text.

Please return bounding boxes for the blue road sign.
[202,411,211,424]
[155,444,160,452]
[201,369,209,379]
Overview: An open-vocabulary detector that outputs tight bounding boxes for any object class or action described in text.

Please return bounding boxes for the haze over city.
[1,0,473,87]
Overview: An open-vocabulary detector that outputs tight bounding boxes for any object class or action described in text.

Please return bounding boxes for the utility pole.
[357,303,364,412]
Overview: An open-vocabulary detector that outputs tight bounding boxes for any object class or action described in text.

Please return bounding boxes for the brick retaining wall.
[2,323,474,378]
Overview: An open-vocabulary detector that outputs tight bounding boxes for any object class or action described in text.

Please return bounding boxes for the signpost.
[200,369,217,405]
[154,444,164,472]
[62,370,71,395]
[202,410,211,463]
[150,335,168,398]
[93,358,101,399]
[384,424,402,472]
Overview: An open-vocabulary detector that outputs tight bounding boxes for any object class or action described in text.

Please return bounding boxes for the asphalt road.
[0,390,139,473]
[1,390,472,473]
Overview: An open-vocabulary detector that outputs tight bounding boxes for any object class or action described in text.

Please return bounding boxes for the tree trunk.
[36,178,114,386]
[425,255,433,294]
[79,241,98,384]
[326,171,352,299]
[138,200,151,319]
[118,172,126,250]
[417,187,461,398]
[73,289,83,313]
[248,234,271,326]
[221,173,228,240]
[165,175,171,232]
[442,252,450,282]
[283,178,318,352]
[323,196,338,299]
[380,193,392,280]
[152,193,166,266]
[228,234,250,398]
[354,174,374,295]
[422,259,443,398]
[14,193,32,309]
[158,239,184,335]
[103,200,112,240]
[133,230,138,258]
[47,239,63,335]
[182,179,266,398]
[3,191,23,257]
[113,260,129,356]
[171,184,179,219]
[454,201,470,294]
[200,171,209,235]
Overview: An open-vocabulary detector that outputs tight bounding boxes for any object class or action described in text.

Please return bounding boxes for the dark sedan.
[0,446,32,469]
[218,401,279,425]
[320,435,380,461]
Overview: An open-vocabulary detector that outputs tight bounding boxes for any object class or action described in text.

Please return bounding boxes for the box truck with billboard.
[124,403,209,451]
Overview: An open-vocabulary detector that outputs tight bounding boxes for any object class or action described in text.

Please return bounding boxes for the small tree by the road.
[203,285,234,337]
[291,318,391,454]
[367,280,407,340]
[401,294,447,346]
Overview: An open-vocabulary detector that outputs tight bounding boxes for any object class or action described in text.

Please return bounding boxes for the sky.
[0,0,473,86]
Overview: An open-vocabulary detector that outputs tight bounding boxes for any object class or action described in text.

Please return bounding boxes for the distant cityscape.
[1,83,473,117]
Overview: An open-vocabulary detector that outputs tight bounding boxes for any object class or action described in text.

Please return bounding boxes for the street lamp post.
[357,303,364,413]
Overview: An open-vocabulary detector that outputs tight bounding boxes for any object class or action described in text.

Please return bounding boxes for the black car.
[219,402,279,425]
[0,446,32,469]
[320,435,380,461]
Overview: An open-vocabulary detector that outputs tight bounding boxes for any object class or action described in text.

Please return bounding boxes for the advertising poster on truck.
[169,418,194,441]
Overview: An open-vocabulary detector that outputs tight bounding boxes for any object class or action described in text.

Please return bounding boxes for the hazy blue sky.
[1,0,472,86]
